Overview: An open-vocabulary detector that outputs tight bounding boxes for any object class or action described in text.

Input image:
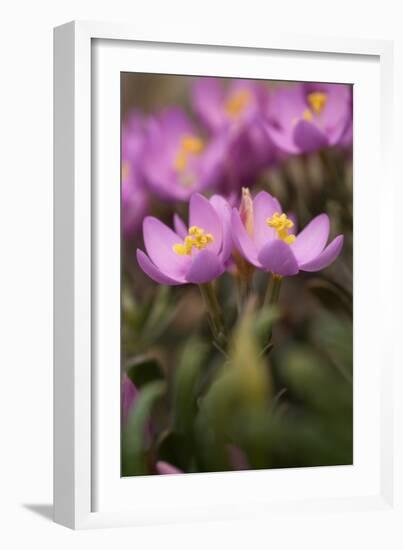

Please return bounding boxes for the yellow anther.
[173,244,188,255]
[307,91,327,115]
[121,161,130,181]
[173,226,214,255]
[302,108,313,121]
[182,136,204,154]
[174,135,204,174]
[266,212,296,245]
[225,90,251,118]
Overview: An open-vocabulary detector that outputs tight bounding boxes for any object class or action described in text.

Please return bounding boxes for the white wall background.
[0,1,401,548]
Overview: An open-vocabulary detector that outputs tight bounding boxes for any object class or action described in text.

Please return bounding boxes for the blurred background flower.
[121,111,149,235]
[265,82,351,154]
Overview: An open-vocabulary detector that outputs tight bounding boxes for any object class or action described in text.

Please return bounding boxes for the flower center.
[292,91,328,125]
[307,91,327,115]
[174,135,205,174]
[173,226,214,255]
[266,212,296,244]
[225,90,251,119]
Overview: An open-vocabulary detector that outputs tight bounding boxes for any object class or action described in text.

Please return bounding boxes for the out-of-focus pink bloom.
[121,111,149,235]
[136,193,232,285]
[265,83,352,154]
[122,374,138,424]
[227,445,250,471]
[232,190,344,277]
[156,461,183,475]
[193,78,266,133]
[192,78,276,191]
[141,108,226,201]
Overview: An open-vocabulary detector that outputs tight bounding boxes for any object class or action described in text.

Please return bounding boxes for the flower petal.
[231,209,261,267]
[299,235,344,272]
[293,120,329,152]
[253,191,281,248]
[156,461,183,475]
[291,213,330,265]
[173,213,188,238]
[143,216,190,278]
[210,194,233,262]
[192,78,225,132]
[258,240,299,276]
[136,249,184,285]
[185,249,224,284]
[189,193,222,254]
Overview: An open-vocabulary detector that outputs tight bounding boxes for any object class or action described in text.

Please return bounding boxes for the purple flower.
[192,78,276,191]
[121,111,149,234]
[231,190,343,277]
[156,461,183,475]
[141,108,226,201]
[265,83,352,154]
[122,374,138,424]
[193,78,266,132]
[136,193,232,285]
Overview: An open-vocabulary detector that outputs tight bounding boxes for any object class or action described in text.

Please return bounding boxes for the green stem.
[265,274,283,345]
[235,274,252,315]
[198,283,226,346]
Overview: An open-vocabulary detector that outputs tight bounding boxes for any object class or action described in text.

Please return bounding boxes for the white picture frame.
[54,20,401,532]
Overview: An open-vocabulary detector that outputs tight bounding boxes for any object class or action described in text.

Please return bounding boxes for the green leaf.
[122,380,166,476]
[307,277,352,317]
[125,355,165,388]
[172,339,208,435]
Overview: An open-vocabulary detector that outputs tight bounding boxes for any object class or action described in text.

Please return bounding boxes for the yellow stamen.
[174,135,205,174]
[121,161,130,181]
[225,90,251,119]
[173,225,214,255]
[266,212,296,244]
[302,108,313,121]
[307,91,327,115]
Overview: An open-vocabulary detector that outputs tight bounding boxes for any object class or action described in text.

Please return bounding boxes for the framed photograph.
[54,21,400,531]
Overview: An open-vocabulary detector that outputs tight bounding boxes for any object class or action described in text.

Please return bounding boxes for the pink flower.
[192,78,276,191]
[121,111,149,235]
[156,461,183,475]
[122,374,138,424]
[265,83,352,154]
[231,191,343,276]
[141,108,226,201]
[136,193,232,285]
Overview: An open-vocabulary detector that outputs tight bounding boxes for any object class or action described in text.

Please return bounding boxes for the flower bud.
[239,187,254,237]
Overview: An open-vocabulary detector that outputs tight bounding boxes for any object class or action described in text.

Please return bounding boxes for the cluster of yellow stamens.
[307,91,328,115]
[173,226,214,256]
[293,91,328,125]
[266,212,296,244]
[174,135,205,173]
[225,90,251,119]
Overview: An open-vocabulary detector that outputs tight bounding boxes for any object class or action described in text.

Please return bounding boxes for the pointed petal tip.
[299,234,344,272]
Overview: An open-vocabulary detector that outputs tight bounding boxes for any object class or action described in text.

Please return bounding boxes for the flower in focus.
[136,193,232,285]
[192,78,276,191]
[121,111,149,235]
[265,83,352,154]
[232,190,344,277]
[122,374,138,424]
[141,108,226,201]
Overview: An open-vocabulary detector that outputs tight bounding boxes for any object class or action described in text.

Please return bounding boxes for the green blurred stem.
[265,274,282,344]
[198,283,226,346]
[236,274,252,315]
